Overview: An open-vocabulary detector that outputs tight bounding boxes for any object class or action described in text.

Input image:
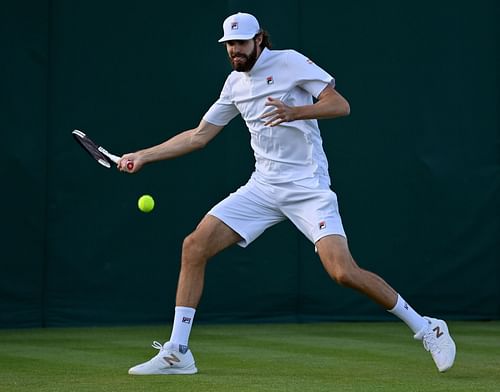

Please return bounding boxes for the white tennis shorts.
[208,177,346,247]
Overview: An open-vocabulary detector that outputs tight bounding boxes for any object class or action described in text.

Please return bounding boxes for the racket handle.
[127,161,134,170]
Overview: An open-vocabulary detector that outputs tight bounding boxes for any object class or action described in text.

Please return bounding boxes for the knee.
[181,232,209,267]
[332,267,358,287]
[324,254,360,288]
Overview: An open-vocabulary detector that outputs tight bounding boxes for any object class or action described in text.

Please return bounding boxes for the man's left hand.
[260,97,296,127]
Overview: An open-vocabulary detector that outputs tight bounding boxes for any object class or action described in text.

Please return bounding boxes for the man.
[119,12,456,375]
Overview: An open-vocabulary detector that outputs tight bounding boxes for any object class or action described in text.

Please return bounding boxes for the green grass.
[0,322,499,391]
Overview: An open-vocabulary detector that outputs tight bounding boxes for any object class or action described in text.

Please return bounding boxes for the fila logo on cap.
[231,22,238,30]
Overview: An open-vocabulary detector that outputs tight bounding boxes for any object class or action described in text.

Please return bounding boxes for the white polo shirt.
[203,47,335,185]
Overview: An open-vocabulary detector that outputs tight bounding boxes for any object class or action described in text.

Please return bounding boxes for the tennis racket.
[72,129,133,170]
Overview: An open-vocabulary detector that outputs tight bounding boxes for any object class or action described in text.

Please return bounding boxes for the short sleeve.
[203,76,240,126]
[287,50,336,98]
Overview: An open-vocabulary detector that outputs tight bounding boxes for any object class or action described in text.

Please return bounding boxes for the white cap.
[218,12,260,43]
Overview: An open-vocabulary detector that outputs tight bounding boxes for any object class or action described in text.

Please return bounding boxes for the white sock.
[388,294,428,334]
[169,306,196,352]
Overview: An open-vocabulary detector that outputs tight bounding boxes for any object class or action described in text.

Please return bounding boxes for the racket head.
[72,129,113,168]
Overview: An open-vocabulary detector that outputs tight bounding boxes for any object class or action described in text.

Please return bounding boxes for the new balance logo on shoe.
[163,353,181,366]
[433,326,444,338]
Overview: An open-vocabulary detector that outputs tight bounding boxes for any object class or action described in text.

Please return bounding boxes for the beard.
[228,42,258,72]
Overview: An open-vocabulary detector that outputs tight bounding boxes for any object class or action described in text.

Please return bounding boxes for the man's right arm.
[117,120,224,173]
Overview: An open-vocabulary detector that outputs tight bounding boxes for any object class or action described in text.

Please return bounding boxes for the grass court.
[1,321,499,391]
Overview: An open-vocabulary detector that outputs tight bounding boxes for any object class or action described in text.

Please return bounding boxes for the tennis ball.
[138,194,155,213]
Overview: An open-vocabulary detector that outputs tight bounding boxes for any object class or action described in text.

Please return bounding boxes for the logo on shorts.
[266,76,274,85]
[182,317,192,324]
[319,221,326,230]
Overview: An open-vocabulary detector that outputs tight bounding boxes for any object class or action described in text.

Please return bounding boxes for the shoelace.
[422,330,440,354]
[151,341,163,350]
[150,340,187,355]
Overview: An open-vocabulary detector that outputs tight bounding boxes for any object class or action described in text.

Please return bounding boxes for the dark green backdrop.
[1,0,499,328]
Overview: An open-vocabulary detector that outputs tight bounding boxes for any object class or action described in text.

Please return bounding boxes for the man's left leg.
[315,234,456,372]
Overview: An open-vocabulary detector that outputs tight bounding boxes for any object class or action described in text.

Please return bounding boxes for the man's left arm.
[261,85,350,127]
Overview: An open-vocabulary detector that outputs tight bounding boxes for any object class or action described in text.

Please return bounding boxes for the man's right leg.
[128,215,242,375]
[176,214,243,308]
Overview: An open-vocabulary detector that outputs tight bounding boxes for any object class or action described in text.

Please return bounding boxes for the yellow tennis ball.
[138,194,155,213]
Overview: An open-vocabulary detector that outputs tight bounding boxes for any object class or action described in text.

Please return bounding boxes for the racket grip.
[127,161,134,170]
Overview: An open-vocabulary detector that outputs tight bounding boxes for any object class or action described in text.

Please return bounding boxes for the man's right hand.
[117,153,144,173]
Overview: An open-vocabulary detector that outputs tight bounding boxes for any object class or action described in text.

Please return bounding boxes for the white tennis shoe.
[128,341,198,375]
[414,317,456,372]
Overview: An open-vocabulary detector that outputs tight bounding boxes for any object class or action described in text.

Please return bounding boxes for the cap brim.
[218,34,256,43]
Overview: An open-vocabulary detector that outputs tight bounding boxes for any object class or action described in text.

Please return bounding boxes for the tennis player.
[119,12,456,375]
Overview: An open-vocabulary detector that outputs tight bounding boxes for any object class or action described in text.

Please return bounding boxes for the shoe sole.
[129,365,198,375]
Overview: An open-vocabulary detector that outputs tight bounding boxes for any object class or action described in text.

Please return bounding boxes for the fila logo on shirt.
[266,76,274,85]
[319,221,326,230]
[182,317,192,324]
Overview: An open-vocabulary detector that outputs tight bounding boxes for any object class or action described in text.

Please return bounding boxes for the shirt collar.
[247,47,271,75]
